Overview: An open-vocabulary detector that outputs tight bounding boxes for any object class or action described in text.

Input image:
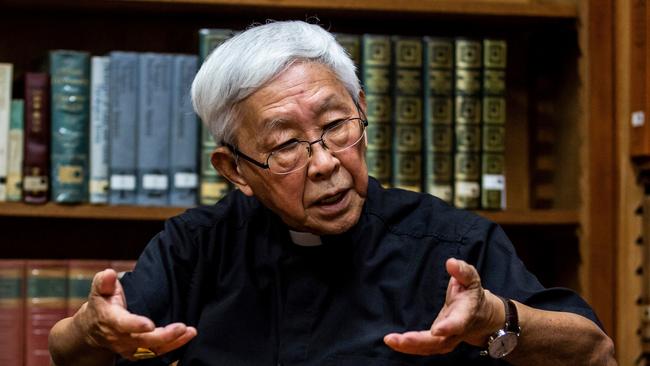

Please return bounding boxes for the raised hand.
[383,258,503,356]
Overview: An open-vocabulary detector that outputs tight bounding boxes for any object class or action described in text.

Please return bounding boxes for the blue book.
[49,50,91,203]
[136,53,173,206]
[169,55,199,207]
[89,56,110,204]
[108,52,139,205]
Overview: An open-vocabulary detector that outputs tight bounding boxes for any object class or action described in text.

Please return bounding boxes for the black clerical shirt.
[118,177,599,365]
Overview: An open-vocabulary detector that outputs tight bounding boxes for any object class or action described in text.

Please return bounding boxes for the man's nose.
[307,142,339,179]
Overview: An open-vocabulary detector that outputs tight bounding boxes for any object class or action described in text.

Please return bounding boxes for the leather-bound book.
[23,73,51,204]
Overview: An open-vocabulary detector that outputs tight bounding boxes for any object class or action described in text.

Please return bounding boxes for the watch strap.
[499,296,520,333]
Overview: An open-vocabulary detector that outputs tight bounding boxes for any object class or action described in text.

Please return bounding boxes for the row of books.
[198,30,508,210]
[0,51,200,207]
[0,259,136,366]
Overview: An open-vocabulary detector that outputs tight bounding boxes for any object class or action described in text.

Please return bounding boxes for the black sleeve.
[116,215,200,365]
[459,217,602,329]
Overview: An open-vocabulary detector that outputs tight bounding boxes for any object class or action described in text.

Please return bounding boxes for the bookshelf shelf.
[0,202,579,225]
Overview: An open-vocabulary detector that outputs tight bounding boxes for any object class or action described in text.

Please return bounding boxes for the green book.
[7,99,24,201]
[49,50,91,203]
[335,33,361,76]
[453,38,482,209]
[423,37,454,203]
[481,39,507,210]
[198,29,233,205]
[362,34,392,187]
[391,36,423,192]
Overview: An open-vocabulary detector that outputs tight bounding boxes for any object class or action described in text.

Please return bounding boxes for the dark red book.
[25,260,67,366]
[0,260,25,365]
[23,73,50,204]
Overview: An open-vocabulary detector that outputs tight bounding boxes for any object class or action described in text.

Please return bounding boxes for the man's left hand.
[383,258,504,355]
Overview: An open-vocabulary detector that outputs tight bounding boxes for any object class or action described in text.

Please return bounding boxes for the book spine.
[0,260,25,365]
[0,64,13,201]
[23,73,51,204]
[198,29,233,205]
[361,34,392,187]
[136,53,173,206]
[25,260,67,366]
[67,260,109,316]
[423,37,454,204]
[169,55,199,207]
[7,99,24,201]
[453,38,482,209]
[49,50,91,203]
[481,39,507,210]
[391,36,423,192]
[89,56,111,204]
[334,33,361,77]
[108,52,139,205]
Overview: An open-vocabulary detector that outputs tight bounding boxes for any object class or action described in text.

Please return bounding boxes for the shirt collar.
[289,230,323,246]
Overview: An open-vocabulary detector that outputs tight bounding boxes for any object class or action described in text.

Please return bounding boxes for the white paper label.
[90,179,109,194]
[23,176,48,192]
[143,174,168,190]
[632,111,645,127]
[174,173,198,189]
[455,182,480,197]
[431,185,452,203]
[110,175,136,191]
[482,174,505,190]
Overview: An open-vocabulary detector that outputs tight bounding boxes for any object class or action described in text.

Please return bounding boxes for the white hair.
[191,20,361,145]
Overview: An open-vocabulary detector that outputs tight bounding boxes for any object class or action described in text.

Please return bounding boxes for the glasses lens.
[268,141,310,174]
[324,118,365,152]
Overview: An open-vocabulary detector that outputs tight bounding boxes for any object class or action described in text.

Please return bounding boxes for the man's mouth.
[315,190,347,206]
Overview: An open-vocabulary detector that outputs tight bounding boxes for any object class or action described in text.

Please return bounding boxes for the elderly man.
[49,21,615,365]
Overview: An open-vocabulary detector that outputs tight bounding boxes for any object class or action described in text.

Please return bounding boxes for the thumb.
[92,269,118,297]
[445,258,479,288]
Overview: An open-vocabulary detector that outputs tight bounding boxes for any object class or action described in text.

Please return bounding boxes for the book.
[481,39,507,210]
[110,260,136,279]
[67,260,109,316]
[7,99,24,201]
[198,29,233,205]
[136,53,173,206]
[334,33,361,76]
[0,63,13,201]
[49,50,91,203]
[453,38,482,209]
[25,260,67,366]
[108,52,139,205]
[361,34,393,187]
[170,54,200,207]
[391,36,423,192]
[23,73,51,204]
[423,37,454,204]
[89,56,111,204]
[0,260,25,365]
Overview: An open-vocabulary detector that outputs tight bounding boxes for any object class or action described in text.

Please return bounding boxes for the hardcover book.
[0,63,13,201]
[423,37,454,203]
[198,29,233,205]
[391,36,423,192]
[170,54,200,207]
[67,260,109,316]
[25,260,67,366]
[136,53,173,206]
[49,50,91,203]
[481,39,507,210]
[362,34,393,187]
[335,33,361,76]
[0,260,25,365]
[108,52,139,205]
[89,56,111,204]
[23,73,51,204]
[453,38,482,209]
[7,99,24,201]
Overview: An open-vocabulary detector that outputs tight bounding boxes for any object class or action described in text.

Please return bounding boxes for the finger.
[384,331,455,356]
[151,326,198,356]
[445,258,479,288]
[131,323,192,348]
[111,308,155,333]
[91,269,118,297]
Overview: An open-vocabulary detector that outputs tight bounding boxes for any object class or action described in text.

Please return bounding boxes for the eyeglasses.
[224,116,368,175]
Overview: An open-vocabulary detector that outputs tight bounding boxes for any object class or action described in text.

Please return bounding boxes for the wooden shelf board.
[0,202,579,225]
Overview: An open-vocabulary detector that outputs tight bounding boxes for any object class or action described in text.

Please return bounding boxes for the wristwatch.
[480,296,521,358]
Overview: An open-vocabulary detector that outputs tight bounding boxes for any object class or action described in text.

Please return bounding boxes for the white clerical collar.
[289,230,323,246]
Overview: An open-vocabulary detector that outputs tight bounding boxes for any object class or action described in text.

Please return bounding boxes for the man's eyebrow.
[315,94,352,116]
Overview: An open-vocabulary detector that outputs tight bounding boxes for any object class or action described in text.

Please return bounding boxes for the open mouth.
[316,190,347,205]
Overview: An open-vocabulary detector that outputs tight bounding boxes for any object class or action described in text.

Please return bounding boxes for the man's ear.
[211,146,254,196]
[357,90,367,116]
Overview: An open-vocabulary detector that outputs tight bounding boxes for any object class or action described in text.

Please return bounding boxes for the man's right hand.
[74,269,197,361]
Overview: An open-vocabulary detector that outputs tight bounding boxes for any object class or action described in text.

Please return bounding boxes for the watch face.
[488,332,518,358]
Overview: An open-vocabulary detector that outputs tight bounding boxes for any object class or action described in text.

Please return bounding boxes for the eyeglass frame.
[222,100,368,175]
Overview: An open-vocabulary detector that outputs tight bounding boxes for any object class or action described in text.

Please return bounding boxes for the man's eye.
[323,118,348,131]
[272,139,299,152]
